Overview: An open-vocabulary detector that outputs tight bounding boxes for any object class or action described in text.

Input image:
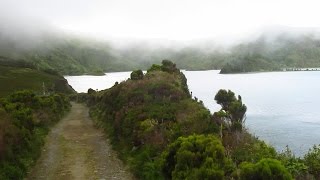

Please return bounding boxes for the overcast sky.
[1,0,320,42]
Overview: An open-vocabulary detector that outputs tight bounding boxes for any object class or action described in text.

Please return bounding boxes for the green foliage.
[220,55,279,74]
[161,60,179,73]
[147,64,162,73]
[69,93,90,104]
[304,144,320,178]
[238,158,293,180]
[93,68,213,148]
[4,32,320,75]
[0,62,75,97]
[214,90,247,132]
[228,99,247,131]
[127,145,163,179]
[0,91,71,180]
[88,63,219,179]
[86,63,304,179]
[87,88,96,94]
[148,60,190,96]
[220,35,320,73]
[0,56,36,69]
[161,134,234,180]
[130,70,144,80]
[231,139,277,165]
[277,146,309,178]
[214,89,236,110]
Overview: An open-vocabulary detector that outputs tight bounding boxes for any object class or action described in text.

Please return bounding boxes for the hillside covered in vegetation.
[0,57,75,97]
[85,60,320,179]
[0,91,71,179]
[220,33,320,73]
[4,28,320,75]
[0,31,227,75]
[0,33,131,75]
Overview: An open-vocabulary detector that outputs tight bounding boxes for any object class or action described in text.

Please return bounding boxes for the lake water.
[65,72,132,93]
[65,70,320,156]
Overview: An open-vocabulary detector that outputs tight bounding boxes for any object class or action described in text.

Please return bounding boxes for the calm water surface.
[65,70,320,156]
[65,71,132,93]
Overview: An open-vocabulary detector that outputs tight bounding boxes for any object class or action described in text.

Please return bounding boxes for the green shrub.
[231,140,277,165]
[238,158,293,180]
[277,146,308,178]
[87,62,301,179]
[128,145,163,179]
[130,70,144,80]
[0,90,71,179]
[147,64,162,73]
[161,60,179,73]
[161,134,234,180]
[304,144,320,178]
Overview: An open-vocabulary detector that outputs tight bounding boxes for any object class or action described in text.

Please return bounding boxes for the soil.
[26,102,133,180]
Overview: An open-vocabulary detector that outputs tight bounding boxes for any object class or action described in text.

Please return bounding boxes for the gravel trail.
[27,102,133,180]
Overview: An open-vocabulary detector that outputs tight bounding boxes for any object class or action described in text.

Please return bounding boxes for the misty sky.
[1,0,320,41]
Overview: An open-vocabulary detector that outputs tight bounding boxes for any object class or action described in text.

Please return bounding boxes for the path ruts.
[27,103,133,180]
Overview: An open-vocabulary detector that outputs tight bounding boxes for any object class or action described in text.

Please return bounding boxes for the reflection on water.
[65,70,320,156]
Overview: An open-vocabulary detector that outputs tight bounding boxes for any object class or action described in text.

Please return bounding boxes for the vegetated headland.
[1,56,320,179]
[78,60,320,179]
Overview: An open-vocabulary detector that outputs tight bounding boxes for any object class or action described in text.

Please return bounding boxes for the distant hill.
[2,27,320,74]
[220,33,320,73]
[0,31,135,75]
[0,57,75,97]
[0,30,227,74]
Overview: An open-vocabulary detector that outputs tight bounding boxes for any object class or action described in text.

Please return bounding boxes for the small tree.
[214,89,247,132]
[161,60,178,73]
[130,70,144,80]
[214,89,236,111]
[87,88,96,94]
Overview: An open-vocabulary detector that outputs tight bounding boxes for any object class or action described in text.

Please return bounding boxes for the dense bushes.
[238,158,292,180]
[88,61,320,179]
[88,62,291,179]
[0,90,70,179]
[304,145,320,178]
[89,61,218,178]
[161,134,234,180]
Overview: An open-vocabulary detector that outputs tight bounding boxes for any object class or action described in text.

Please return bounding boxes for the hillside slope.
[221,34,320,73]
[88,60,218,178]
[0,57,75,97]
[3,27,320,75]
[85,61,318,179]
[0,91,71,179]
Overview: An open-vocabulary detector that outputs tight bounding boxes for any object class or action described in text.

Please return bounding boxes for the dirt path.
[27,102,133,180]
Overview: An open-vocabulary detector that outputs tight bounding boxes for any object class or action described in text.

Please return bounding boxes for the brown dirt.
[26,102,133,180]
